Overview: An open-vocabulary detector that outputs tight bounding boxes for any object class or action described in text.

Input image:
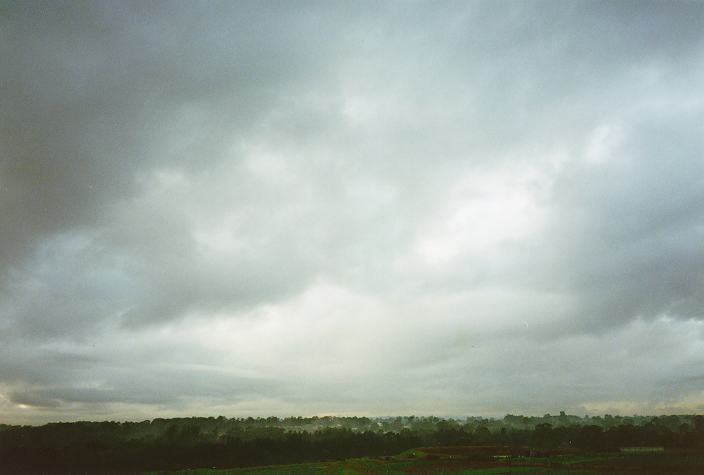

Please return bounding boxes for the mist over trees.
[2,413,703,472]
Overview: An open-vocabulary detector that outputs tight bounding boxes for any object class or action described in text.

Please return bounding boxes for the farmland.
[148,446,704,474]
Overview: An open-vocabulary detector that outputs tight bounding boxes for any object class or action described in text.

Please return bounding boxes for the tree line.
[1,413,702,472]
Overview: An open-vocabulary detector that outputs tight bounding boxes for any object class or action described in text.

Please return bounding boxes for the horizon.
[2,0,704,425]
[4,411,698,428]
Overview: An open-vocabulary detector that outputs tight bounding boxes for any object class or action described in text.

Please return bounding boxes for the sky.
[1,0,704,424]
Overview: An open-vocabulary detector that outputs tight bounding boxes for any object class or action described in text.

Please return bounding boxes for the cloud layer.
[1,0,704,423]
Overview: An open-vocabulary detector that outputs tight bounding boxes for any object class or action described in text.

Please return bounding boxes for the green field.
[147,446,704,474]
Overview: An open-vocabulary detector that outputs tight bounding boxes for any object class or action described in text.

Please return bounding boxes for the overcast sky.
[1,0,704,424]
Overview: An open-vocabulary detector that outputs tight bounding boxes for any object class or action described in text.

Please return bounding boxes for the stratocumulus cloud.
[1,0,703,424]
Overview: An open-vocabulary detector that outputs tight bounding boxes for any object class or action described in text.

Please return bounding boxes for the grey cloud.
[0,348,99,387]
[1,0,704,422]
[9,390,62,408]
[1,0,359,327]
[9,370,273,409]
[0,0,352,270]
[541,113,704,330]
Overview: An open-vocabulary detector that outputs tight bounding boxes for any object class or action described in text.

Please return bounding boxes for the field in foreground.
[148,446,704,474]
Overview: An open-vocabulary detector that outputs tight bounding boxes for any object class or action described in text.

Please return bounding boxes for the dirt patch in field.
[417,445,530,457]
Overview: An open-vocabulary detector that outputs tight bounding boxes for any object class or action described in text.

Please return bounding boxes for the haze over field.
[1,0,704,424]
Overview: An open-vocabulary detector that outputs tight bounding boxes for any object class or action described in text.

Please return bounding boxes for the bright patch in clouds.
[584,124,625,165]
[417,166,548,263]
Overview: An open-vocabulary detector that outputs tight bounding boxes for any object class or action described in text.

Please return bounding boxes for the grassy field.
[147,446,704,474]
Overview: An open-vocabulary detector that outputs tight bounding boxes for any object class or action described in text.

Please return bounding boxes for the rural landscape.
[3,1,704,474]
[3,413,704,473]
